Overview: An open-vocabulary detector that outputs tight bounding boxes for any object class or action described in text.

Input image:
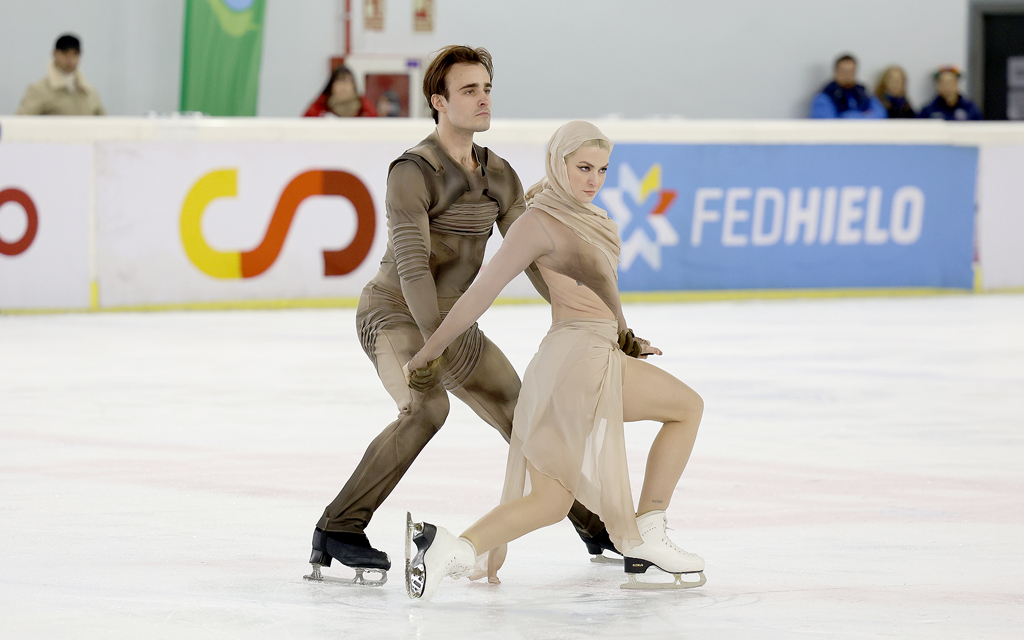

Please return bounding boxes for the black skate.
[579,528,622,564]
[304,528,390,586]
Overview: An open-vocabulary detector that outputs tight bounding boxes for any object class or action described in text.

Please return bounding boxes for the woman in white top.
[403,121,705,598]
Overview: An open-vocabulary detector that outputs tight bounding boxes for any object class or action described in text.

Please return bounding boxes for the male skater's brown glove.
[407,354,447,392]
[617,328,646,358]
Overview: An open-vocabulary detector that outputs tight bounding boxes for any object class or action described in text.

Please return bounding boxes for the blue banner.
[599,144,978,290]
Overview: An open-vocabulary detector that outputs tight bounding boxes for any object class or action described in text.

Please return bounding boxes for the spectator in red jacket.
[304,65,377,118]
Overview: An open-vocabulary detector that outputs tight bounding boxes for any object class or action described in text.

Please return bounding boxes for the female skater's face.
[565,145,610,204]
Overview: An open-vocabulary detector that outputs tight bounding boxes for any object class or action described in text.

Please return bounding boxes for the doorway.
[970,3,1024,120]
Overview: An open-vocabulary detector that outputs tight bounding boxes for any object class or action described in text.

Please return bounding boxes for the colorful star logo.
[600,163,680,271]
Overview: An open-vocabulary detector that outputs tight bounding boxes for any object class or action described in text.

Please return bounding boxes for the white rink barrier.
[977,146,1024,291]
[1,117,1022,312]
[0,143,92,310]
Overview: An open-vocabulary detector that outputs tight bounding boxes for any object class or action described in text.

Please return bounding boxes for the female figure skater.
[403,121,705,599]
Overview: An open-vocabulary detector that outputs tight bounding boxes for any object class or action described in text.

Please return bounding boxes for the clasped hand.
[403,352,446,392]
[618,328,662,359]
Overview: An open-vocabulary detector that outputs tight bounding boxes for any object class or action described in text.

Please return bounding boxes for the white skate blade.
[620,570,705,590]
[590,554,623,565]
[303,563,388,587]
[405,511,427,598]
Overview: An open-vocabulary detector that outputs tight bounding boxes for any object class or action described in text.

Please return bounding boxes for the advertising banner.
[7,134,989,312]
[96,142,405,307]
[600,144,978,290]
[0,143,91,310]
[977,145,1024,289]
[95,140,550,308]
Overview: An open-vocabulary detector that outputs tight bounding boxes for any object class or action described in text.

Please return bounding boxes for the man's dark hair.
[55,34,81,53]
[834,53,857,69]
[423,45,493,124]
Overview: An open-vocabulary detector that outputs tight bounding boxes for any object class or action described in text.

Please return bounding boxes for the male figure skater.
[307,45,613,585]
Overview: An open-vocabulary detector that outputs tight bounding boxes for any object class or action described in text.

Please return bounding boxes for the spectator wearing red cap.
[918,66,982,121]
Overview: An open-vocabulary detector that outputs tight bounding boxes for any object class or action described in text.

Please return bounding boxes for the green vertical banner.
[180,0,266,116]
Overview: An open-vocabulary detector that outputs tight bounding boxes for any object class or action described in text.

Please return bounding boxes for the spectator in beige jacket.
[16,34,106,116]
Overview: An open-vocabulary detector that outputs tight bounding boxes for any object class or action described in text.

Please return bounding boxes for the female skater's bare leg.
[615,357,706,584]
[621,357,704,516]
[406,463,574,598]
[460,462,574,554]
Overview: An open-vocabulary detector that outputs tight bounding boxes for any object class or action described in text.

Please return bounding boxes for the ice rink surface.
[2,294,1023,639]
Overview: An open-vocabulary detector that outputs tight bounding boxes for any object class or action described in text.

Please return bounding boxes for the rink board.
[95,142,401,308]
[94,140,550,308]
[0,143,92,310]
[0,118,1021,312]
[977,145,1024,291]
[606,144,977,291]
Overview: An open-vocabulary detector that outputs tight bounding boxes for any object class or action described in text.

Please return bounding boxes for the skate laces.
[661,532,686,554]
[657,518,694,557]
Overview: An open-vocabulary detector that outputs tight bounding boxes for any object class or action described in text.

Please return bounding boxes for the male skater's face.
[435,62,492,132]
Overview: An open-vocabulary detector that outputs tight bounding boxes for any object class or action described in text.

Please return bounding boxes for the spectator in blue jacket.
[918,66,983,121]
[810,54,887,119]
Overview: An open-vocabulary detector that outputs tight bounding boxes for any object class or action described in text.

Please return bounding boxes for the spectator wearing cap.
[875,66,916,119]
[16,33,105,116]
[303,65,377,117]
[810,53,887,119]
[918,66,982,121]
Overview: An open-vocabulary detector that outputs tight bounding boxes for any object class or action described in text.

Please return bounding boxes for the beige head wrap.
[525,121,620,265]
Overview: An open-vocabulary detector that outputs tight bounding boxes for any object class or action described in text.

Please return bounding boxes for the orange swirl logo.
[0,188,38,257]
[181,169,375,278]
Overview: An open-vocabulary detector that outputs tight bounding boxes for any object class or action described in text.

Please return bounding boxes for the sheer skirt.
[491,318,643,565]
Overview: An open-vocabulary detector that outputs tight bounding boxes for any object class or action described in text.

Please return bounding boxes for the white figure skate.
[621,510,706,590]
[405,512,476,600]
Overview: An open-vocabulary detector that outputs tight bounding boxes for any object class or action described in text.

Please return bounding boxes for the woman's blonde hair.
[875,65,907,100]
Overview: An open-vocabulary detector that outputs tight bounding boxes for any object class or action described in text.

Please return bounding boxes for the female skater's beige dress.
[408,122,644,570]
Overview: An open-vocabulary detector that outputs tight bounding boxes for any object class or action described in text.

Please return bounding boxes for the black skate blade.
[590,554,624,565]
[304,564,387,587]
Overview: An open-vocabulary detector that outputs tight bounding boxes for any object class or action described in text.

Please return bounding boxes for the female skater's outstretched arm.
[405,211,554,378]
